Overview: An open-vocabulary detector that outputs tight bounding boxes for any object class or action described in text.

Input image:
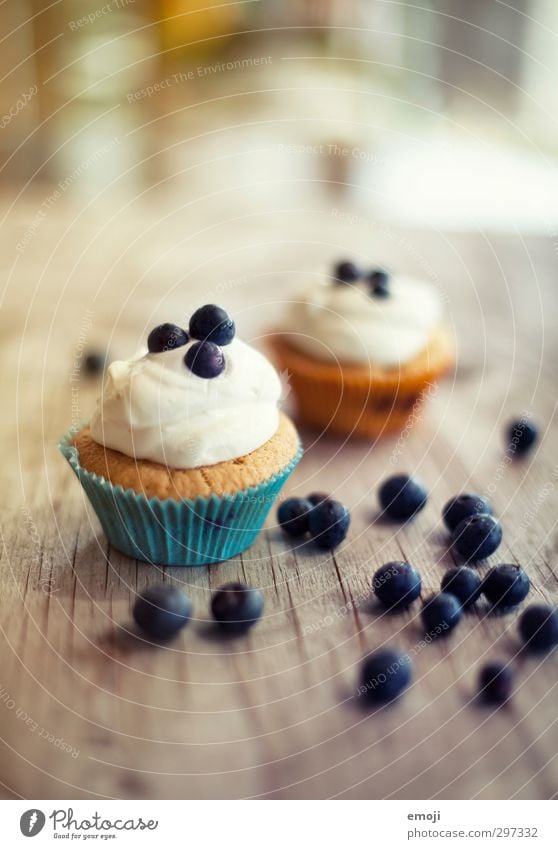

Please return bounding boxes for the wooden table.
[1,198,557,799]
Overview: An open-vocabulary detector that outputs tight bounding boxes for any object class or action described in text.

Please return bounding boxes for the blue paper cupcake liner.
[58,427,302,567]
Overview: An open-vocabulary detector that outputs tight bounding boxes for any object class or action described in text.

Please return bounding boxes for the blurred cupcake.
[60,305,302,566]
[269,261,454,439]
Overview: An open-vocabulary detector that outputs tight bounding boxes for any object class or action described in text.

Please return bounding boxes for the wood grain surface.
[1,199,557,799]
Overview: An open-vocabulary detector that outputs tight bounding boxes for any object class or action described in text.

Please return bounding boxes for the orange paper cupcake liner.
[269,327,454,439]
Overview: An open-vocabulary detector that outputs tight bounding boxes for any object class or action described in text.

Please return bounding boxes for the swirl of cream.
[89,337,282,469]
[286,276,443,366]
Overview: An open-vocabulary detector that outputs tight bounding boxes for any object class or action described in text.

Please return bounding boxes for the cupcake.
[269,261,454,439]
[59,305,302,566]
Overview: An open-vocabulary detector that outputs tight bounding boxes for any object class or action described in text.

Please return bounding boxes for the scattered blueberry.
[147,323,189,353]
[378,474,428,521]
[508,418,538,456]
[133,583,192,640]
[82,350,107,377]
[452,514,502,562]
[421,592,463,636]
[307,492,330,506]
[189,304,235,346]
[184,341,225,378]
[373,561,422,610]
[278,497,313,537]
[479,661,514,705]
[482,564,530,609]
[518,604,558,652]
[308,498,350,549]
[211,582,264,633]
[368,269,390,298]
[359,647,412,704]
[442,493,493,532]
[333,260,360,283]
[441,566,482,608]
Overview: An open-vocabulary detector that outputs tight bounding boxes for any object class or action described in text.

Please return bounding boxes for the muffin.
[269,261,454,439]
[59,305,302,566]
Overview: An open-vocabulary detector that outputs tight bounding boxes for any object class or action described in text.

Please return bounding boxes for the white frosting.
[89,338,282,469]
[287,276,443,366]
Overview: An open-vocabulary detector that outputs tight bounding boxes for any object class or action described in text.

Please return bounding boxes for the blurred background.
[2,0,558,231]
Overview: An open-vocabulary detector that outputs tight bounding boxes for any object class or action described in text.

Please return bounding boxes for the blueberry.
[518,604,558,652]
[278,497,313,537]
[211,582,264,633]
[184,341,225,378]
[482,564,530,609]
[378,474,428,521]
[371,282,390,298]
[442,493,493,531]
[368,269,390,298]
[421,592,462,636]
[189,304,235,346]
[133,583,192,640]
[479,661,514,705]
[307,492,330,506]
[441,566,482,608]
[508,418,538,456]
[373,561,422,610]
[359,647,412,704]
[308,498,350,549]
[369,269,390,286]
[147,323,189,353]
[333,260,360,283]
[452,514,502,562]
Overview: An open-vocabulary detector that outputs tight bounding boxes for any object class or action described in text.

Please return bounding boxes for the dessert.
[59,305,302,566]
[269,260,454,439]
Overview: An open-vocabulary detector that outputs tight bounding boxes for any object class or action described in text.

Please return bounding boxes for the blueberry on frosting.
[368,269,390,298]
[184,340,225,378]
[333,260,360,284]
[189,304,235,346]
[331,261,392,297]
[147,323,189,353]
